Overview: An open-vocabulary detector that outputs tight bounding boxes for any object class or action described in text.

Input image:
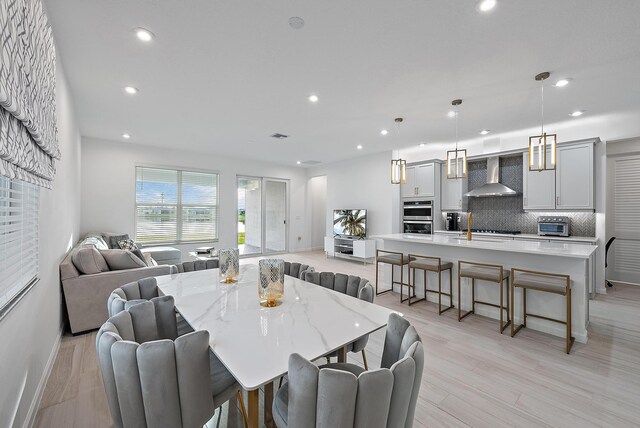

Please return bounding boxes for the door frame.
[236,175,289,257]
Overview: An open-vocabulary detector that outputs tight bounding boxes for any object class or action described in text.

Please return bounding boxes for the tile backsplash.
[450,156,596,237]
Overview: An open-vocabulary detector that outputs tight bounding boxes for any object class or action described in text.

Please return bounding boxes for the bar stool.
[375,250,414,301]
[407,254,454,313]
[458,260,511,333]
[510,268,574,354]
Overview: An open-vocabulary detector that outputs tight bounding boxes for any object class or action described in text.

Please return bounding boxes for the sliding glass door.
[237,177,288,256]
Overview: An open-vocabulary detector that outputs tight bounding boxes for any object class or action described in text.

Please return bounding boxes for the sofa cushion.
[71,246,110,274]
[100,249,147,270]
[80,234,109,250]
[141,246,182,265]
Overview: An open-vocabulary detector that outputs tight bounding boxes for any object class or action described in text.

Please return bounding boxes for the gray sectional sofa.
[60,233,177,334]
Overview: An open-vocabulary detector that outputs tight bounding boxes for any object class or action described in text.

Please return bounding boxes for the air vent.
[270,133,289,139]
[300,160,321,166]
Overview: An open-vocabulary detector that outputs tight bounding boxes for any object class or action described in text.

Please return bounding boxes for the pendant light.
[529,72,557,171]
[446,99,467,179]
[390,118,406,184]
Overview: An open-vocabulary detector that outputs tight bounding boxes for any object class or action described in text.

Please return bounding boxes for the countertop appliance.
[538,216,570,237]
[445,212,460,231]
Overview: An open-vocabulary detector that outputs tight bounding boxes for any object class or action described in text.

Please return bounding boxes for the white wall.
[307,176,327,249]
[80,139,311,257]
[308,151,401,239]
[0,61,82,428]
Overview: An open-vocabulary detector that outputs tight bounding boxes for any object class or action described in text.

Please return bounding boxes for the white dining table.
[155,264,395,428]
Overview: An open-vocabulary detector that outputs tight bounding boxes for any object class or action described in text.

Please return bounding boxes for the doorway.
[237,176,288,256]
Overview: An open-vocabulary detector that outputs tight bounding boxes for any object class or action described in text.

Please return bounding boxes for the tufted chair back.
[283,261,314,279]
[303,271,374,303]
[177,259,219,273]
[108,277,189,338]
[281,314,423,428]
[96,301,214,428]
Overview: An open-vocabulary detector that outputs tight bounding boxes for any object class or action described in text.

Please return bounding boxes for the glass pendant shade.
[219,248,239,283]
[390,159,407,184]
[446,148,467,179]
[258,259,285,307]
[528,133,557,171]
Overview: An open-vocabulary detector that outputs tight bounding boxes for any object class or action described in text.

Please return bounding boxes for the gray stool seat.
[513,271,567,292]
[460,265,510,282]
[410,259,453,272]
[377,254,415,265]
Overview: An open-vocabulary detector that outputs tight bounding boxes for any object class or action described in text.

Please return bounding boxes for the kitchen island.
[375,233,598,343]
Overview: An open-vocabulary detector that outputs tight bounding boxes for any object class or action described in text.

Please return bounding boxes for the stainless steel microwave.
[537,216,570,237]
[403,200,433,221]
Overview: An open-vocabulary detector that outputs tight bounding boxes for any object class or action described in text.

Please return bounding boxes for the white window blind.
[135,167,218,244]
[0,177,39,317]
[614,156,640,277]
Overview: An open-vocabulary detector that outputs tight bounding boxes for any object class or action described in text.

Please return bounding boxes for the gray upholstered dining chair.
[283,261,314,279]
[303,271,375,369]
[272,313,423,428]
[97,300,249,428]
[108,277,193,336]
[177,258,219,272]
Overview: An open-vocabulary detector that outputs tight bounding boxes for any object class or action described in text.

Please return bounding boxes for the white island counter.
[375,233,598,343]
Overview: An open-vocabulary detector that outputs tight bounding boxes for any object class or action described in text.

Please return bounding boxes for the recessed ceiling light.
[380,129,389,136]
[124,86,138,95]
[447,110,456,118]
[570,110,585,117]
[289,17,305,29]
[554,78,572,87]
[122,133,131,139]
[419,143,425,147]
[478,0,497,12]
[308,94,318,103]
[135,28,154,42]
[480,130,491,135]
[357,145,363,150]
[296,161,301,165]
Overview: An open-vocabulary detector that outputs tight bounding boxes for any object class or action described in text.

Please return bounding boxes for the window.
[0,177,39,318]
[135,167,218,244]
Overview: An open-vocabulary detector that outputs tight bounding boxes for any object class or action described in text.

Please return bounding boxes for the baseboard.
[23,324,63,428]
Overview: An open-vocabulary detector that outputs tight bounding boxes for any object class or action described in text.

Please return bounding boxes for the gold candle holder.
[258,259,285,307]
[219,248,239,283]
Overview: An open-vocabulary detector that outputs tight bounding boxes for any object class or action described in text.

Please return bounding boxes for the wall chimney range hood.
[464,156,518,197]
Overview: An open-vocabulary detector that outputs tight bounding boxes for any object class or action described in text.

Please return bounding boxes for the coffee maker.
[445,212,460,231]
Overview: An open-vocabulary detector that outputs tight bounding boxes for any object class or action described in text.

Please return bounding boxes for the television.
[333,209,367,238]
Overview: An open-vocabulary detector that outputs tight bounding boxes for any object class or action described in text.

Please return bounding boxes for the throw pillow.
[131,248,148,266]
[71,246,110,274]
[100,249,147,270]
[117,239,137,250]
[143,253,158,267]
[104,233,130,249]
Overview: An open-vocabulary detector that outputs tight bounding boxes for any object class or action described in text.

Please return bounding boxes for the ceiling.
[44,0,640,166]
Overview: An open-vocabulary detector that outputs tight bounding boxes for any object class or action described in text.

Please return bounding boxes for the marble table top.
[156,264,395,390]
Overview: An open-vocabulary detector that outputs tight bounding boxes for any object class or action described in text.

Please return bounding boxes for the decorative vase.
[219,248,239,283]
[258,259,285,307]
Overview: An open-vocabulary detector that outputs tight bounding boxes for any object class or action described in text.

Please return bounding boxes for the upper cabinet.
[440,166,468,211]
[523,151,556,210]
[556,142,594,210]
[522,141,594,211]
[401,162,436,197]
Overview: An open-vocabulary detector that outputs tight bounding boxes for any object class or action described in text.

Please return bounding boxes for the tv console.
[324,236,376,265]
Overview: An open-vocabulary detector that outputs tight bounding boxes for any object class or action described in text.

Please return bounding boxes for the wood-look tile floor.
[36,251,640,427]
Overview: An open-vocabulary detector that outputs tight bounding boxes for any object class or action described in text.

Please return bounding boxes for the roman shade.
[0,0,59,189]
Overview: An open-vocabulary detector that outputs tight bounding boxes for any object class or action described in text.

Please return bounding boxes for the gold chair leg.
[237,391,249,428]
[361,349,369,371]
